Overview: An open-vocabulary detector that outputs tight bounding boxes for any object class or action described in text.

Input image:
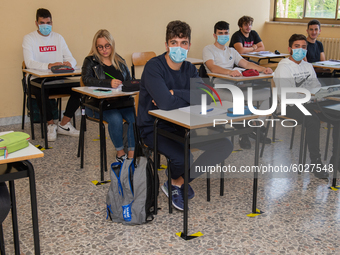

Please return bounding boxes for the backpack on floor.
[106,121,159,225]
[106,155,157,225]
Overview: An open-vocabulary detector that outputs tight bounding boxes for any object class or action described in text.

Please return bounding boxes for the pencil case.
[0,132,30,158]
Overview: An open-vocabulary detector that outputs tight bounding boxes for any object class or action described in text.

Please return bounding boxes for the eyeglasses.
[97,44,111,51]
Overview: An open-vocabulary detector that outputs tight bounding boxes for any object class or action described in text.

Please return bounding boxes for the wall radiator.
[318,37,340,60]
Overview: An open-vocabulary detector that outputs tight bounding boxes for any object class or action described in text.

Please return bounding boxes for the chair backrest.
[80,77,86,87]
[131,51,156,80]
[198,64,208,78]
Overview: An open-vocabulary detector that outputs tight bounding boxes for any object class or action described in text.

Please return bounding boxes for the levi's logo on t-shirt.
[39,46,56,52]
[244,41,254,47]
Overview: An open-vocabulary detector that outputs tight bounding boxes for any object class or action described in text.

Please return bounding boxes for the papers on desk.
[87,85,123,93]
[314,60,340,66]
[248,51,280,57]
[178,105,227,117]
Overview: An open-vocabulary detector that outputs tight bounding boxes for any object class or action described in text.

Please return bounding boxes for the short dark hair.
[36,8,52,22]
[214,21,229,34]
[289,34,307,47]
[308,19,321,29]
[238,16,254,28]
[166,20,191,43]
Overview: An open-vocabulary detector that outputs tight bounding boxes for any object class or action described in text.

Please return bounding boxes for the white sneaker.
[47,124,57,142]
[57,122,80,137]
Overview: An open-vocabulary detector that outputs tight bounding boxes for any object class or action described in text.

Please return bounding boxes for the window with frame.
[274,0,340,23]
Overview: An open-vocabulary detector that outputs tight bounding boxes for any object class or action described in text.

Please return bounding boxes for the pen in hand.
[104,72,116,79]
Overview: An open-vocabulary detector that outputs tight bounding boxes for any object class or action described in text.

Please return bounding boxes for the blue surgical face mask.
[168,46,188,63]
[38,24,52,36]
[217,35,229,45]
[292,48,307,62]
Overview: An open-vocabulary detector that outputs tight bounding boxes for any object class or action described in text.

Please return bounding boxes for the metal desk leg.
[153,119,159,215]
[99,100,105,182]
[298,116,306,168]
[252,127,260,214]
[27,75,35,140]
[0,223,5,255]
[8,181,20,255]
[40,79,48,149]
[25,160,40,255]
[331,124,340,187]
[182,130,190,239]
[78,107,86,169]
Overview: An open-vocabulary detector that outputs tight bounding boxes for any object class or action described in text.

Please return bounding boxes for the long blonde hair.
[88,29,125,71]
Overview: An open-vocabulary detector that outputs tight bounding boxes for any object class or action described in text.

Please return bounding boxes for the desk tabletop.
[241,52,289,60]
[23,66,82,78]
[149,102,260,129]
[312,60,340,70]
[0,132,44,164]
[72,86,139,99]
[186,58,203,65]
[208,72,273,81]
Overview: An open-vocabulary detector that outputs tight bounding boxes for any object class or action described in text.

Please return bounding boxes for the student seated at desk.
[274,34,340,178]
[229,16,265,54]
[305,19,325,63]
[203,21,273,149]
[137,20,233,211]
[22,8,80,142]
[81,29,135,162]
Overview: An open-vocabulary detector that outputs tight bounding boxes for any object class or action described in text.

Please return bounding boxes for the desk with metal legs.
[0,132,43,254]
[149,102,263,239]
[23,68,81,149]
[72,87,138,182]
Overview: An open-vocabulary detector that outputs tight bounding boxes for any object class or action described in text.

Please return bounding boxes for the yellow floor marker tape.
[35,144,52,151]
[92,180,111,186]
[176,231,203,240]
[158,164,167,171]
[232,149,242,153]
[247,208,264,218]
[93,135,107,141]
[329,186,340,191]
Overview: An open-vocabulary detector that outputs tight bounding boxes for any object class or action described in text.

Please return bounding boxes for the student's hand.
[169,90,174,95]
[63,61,72,67]
[48,62,63,69]
[263,67,273,74]
[252,44,258,51]
[229,70,242,77]
[111,79,123,88]
[152,100,157,106]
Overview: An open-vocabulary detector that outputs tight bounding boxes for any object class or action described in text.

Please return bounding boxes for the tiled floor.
[1,119,339,254]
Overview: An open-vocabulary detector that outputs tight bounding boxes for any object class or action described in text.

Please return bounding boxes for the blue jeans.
[85,107,135,151]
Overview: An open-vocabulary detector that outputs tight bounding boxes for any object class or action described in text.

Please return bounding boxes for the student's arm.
[81,57,112,88]
[320,52,326,61]
[238,59,273,74]
[205,60,242,77]
[143,61,189,110]
[60,36,77,68]
[22,35,50,70]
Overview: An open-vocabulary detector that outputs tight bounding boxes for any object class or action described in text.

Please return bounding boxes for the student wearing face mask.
[274,34,340,178]
[203,21,273,150]
[81,29,135,162]
[22,8,80,142]
[137,20,233,211]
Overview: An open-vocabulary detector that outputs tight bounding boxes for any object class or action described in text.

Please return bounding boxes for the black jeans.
[286,103,340,161]
[31,78,80,122]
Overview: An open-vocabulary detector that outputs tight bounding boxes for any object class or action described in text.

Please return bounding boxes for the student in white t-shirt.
[22,8,80,142]
[202,21,273,149]
[274,33,340,178]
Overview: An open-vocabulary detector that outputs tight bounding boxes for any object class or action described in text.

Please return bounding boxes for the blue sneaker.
[161,182,184,211]
[181,184,195,199]
[165,169,195,199]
